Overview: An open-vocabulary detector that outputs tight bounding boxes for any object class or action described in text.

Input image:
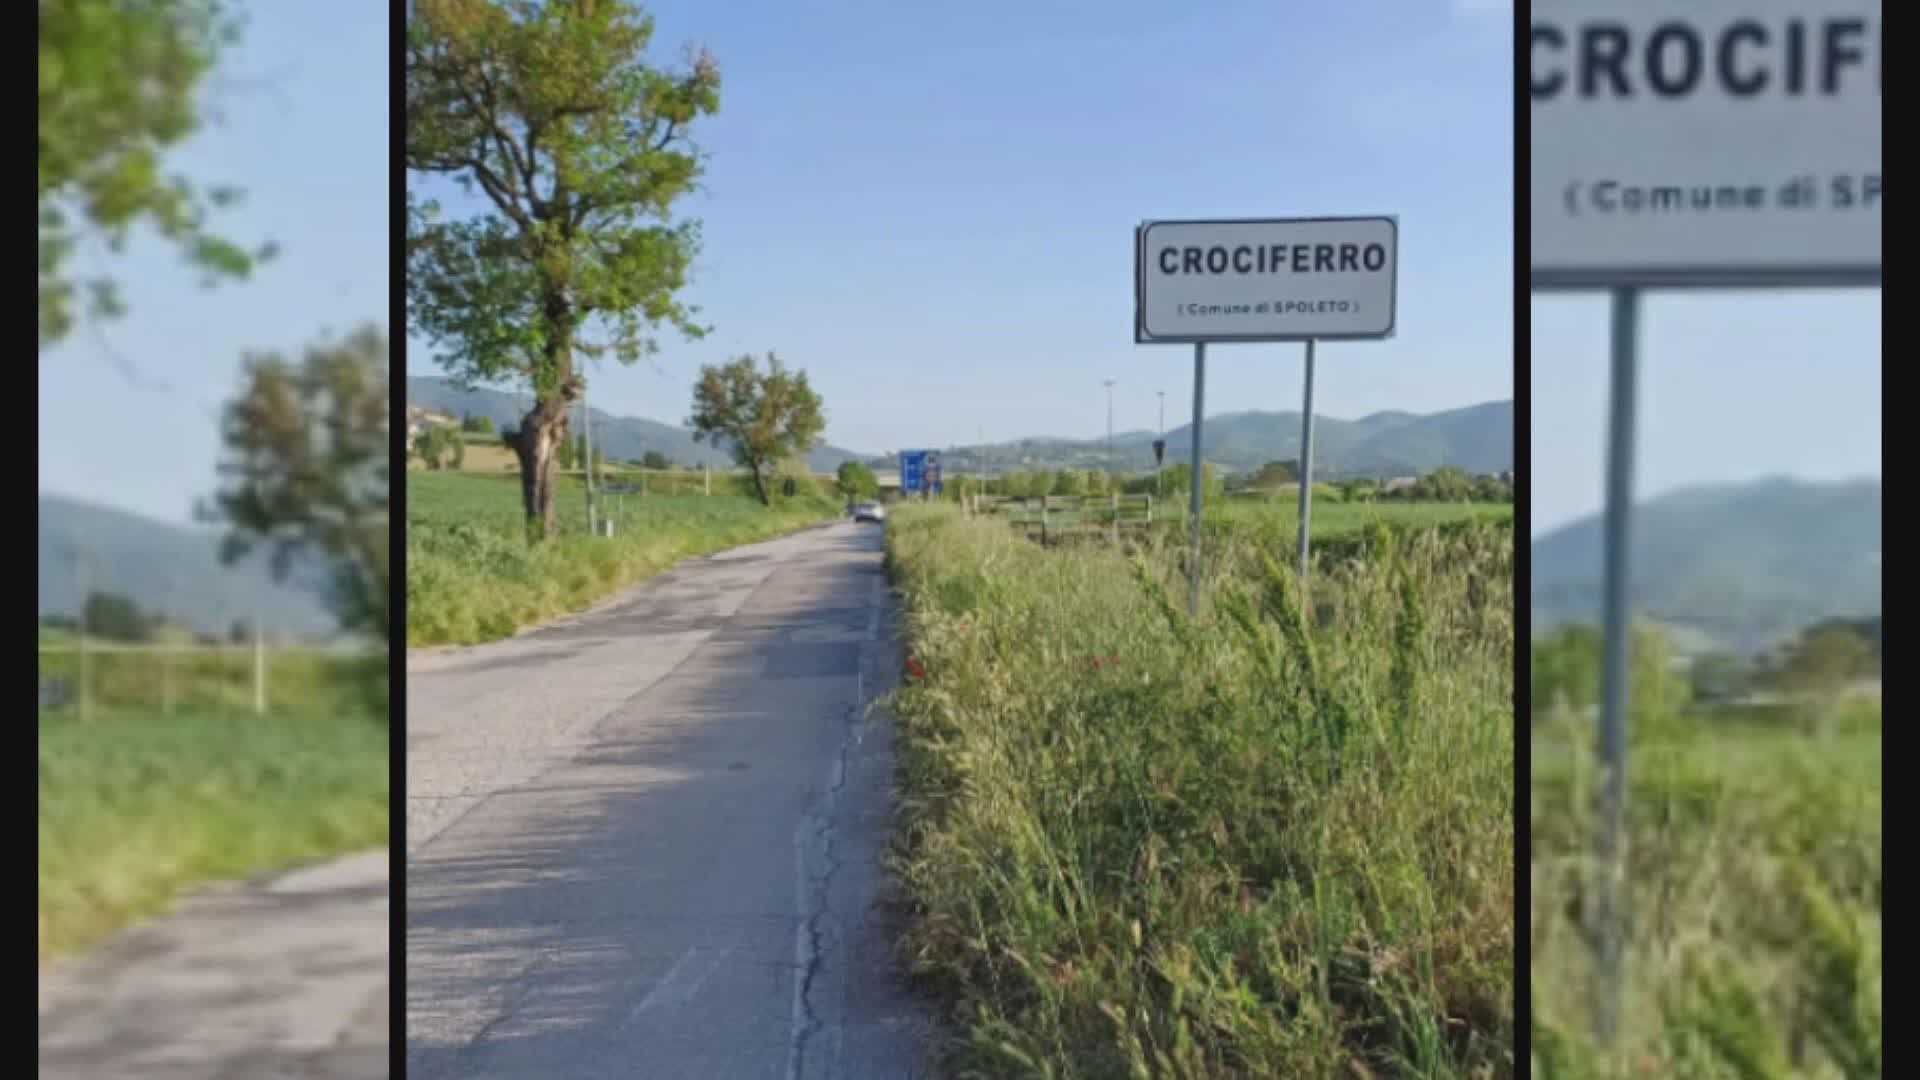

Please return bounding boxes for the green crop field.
[883,504,1514,1076]
[407,470,844,646]
[1530,706,1881,1078]
[38,700,389,966]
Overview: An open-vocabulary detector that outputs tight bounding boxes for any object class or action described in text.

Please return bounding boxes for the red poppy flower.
[905,657,927,681]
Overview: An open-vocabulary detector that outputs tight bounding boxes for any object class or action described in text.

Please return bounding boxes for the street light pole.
[1103,379,1116,477]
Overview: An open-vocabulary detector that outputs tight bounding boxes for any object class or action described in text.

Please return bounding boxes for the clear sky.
[38,4,389,525]
[407,0,1515,457]
[1530,290,1882,536]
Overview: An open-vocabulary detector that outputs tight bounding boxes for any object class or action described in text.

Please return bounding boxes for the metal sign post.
[1136,215,1399,616]
[1532,0,1880,1048]
[1296,339,1317,578]
[1592,286,1640,1044]
[1187,344,1205,614]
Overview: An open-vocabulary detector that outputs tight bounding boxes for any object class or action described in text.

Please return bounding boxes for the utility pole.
[1158,389,1167,499]
[1103,379,1116,478]
[581,380,597,535]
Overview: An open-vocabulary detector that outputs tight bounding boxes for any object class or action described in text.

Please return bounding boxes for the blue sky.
[38,4,388,525]
[407,0,1514,457]
[1530,290,1882,536]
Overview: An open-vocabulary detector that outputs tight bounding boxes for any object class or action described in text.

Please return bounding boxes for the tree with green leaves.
[836,460,878,501]
[642,450,671,471]
[462,413,495,435]
[39,0,273,346]
[406,0,720,540]
[84,591,150,643]
[688,352,825,507]
[1774,623,1875,732]
[207,325,390,643]
[1252,460,1299,488]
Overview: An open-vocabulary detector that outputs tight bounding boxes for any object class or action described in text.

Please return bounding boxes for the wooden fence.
[969,493,1158,545]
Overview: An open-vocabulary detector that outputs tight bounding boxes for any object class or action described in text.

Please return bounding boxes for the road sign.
[1531,1,1881,287]
[925,455,943,496]
[1134,216,1398,343]
[900,450,927,494]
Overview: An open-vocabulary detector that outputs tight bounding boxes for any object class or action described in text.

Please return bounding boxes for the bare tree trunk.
[748,459,770,506]
[513,392,575,542]
[512,298,581,542]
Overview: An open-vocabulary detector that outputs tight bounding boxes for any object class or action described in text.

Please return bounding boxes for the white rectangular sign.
[1135,216,1398,343]
[1531,0,1881,287]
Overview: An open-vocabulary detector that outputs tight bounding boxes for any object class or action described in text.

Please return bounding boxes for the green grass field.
[407,470,844,646]
[884,504,1514,1076]
[1530,709,1881,1078]
[38,703,389,966]
[991,495,1511,540]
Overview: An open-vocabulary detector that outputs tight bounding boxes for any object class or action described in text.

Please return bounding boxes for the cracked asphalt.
[38,850,390,1079]
[405,523,937,1078]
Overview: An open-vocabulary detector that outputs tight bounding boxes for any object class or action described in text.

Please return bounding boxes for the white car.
[851,501,886,523]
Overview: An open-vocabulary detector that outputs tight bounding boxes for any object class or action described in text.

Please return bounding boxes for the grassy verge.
[991,498,1511,538]
[1530,711,1882,1078]
[38,704,389,966]
[884,505,1514,1076]
[407,471,844,646]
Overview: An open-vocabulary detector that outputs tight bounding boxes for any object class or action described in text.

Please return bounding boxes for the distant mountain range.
[888,400,1513,478]
[407,376,1510,479]
[406,376,866,472]
[1532,477,1881,656]
[39,494,341,640]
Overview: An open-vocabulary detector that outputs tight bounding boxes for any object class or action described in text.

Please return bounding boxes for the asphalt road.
[37,849,390,1079]
[406,522,936,1079]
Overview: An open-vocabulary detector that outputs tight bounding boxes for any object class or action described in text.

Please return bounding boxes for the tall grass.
[1530,712,1881,1079]
[406,471,843,645]
[38,704,389,965]
[884,505,1514,1077]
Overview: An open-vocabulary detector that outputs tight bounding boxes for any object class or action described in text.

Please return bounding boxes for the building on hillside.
[405,405,457,453]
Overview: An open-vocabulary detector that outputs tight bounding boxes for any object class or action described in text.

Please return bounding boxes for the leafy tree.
[1531,624,1602,716]
[1052,469,1088,497]
[229,617,251,645]
[1253,460,1299,488]
[39,0,274,346]
[642,450,671,471]
[688,352,825,506]
[406,0,719,539]
[207,325,390,642]
[836,460,878,500]
[83,591,149,642]
[556,433,577,470]
[416,424,461,469]
[1775,624,1875,713]
[462,413,495,434]
[1154,462,1224,499]
[1690,651,1754,704]
[1422,466,1475,501]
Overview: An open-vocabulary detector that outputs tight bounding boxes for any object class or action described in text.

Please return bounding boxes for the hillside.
[38,494,341,640]
[1531,477,1881,655]
[873,400,1513,478]
[406,376,866,472]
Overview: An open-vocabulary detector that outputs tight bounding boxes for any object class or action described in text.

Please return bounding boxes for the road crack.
[788,696,863,1080]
